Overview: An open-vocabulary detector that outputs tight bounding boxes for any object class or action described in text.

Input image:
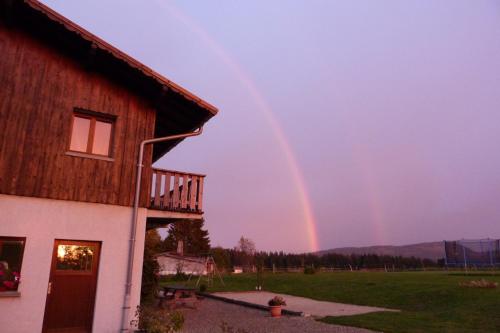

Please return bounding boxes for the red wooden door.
[43,240,101,333]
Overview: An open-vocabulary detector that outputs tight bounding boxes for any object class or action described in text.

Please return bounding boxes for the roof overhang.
[2,0,218,162]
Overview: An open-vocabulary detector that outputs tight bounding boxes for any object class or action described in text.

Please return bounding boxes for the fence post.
[462,244,468,271]
[489,241,494,266]
[443,241,448,266]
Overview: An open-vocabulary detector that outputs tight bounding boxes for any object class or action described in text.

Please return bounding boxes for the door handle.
[47,282,52,295]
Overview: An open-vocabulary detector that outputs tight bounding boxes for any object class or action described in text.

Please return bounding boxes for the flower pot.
[269,305,282,317]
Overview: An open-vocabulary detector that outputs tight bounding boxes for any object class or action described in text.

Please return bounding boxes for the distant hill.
[317,241,445,261]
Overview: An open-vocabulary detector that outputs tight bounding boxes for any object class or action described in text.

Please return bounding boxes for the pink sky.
[43,0,500,252]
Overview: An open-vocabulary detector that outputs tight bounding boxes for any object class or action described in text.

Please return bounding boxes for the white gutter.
[121,127,204,332]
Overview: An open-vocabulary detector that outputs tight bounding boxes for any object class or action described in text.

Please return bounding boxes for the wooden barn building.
[0,1,217,332]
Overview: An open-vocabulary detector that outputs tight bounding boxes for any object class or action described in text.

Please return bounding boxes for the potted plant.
[268,296,286,317]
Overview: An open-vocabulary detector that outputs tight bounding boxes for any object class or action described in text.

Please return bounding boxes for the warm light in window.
[56,245,94,271]
[57,245,67,259]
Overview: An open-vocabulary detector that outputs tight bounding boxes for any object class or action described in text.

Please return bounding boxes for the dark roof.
[155,252,206,264]
[3,0,218,161]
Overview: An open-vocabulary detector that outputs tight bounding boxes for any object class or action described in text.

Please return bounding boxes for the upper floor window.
[69,110,114,157]
[0,237,26,292]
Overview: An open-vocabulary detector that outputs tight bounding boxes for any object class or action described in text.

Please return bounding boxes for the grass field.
[162,271,500,333]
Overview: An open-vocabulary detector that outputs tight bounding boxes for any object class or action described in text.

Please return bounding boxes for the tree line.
[210,245,439,272]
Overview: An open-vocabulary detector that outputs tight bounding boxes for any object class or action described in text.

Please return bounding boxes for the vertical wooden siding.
[0,25,155,207]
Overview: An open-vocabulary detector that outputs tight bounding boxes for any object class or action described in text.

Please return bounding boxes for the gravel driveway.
[179,298,378,333]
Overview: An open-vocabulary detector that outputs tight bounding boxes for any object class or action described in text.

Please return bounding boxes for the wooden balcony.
[149,168,205,216]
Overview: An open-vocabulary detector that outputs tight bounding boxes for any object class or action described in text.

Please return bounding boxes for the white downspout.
[121,127,204,332]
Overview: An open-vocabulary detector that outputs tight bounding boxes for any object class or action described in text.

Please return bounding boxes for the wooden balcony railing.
[149,168,205,213]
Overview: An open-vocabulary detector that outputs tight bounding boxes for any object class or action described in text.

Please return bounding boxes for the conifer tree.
[162,219,210,255]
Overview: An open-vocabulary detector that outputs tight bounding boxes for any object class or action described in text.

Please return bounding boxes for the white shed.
[155,252,207,276]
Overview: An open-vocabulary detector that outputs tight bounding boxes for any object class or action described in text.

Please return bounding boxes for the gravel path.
[179,298,378,333]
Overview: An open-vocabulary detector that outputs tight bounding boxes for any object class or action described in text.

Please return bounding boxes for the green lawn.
[163,271,500,333]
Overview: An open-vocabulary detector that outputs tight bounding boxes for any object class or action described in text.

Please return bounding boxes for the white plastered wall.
[0,194,146,333]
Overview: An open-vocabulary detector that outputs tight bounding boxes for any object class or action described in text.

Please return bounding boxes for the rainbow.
[349,135,388,245]
[155,1,320,252]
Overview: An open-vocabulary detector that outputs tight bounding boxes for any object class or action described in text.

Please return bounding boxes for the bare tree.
[236,236,256,255]
[235,236,256,272]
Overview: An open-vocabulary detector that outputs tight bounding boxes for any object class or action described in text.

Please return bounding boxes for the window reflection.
[69,116,90,152]
[56,245,94,271]
[92,121,112,155]
[69,111,114,157]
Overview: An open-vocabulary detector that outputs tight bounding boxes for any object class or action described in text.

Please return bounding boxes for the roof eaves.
[24,0,219,116]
